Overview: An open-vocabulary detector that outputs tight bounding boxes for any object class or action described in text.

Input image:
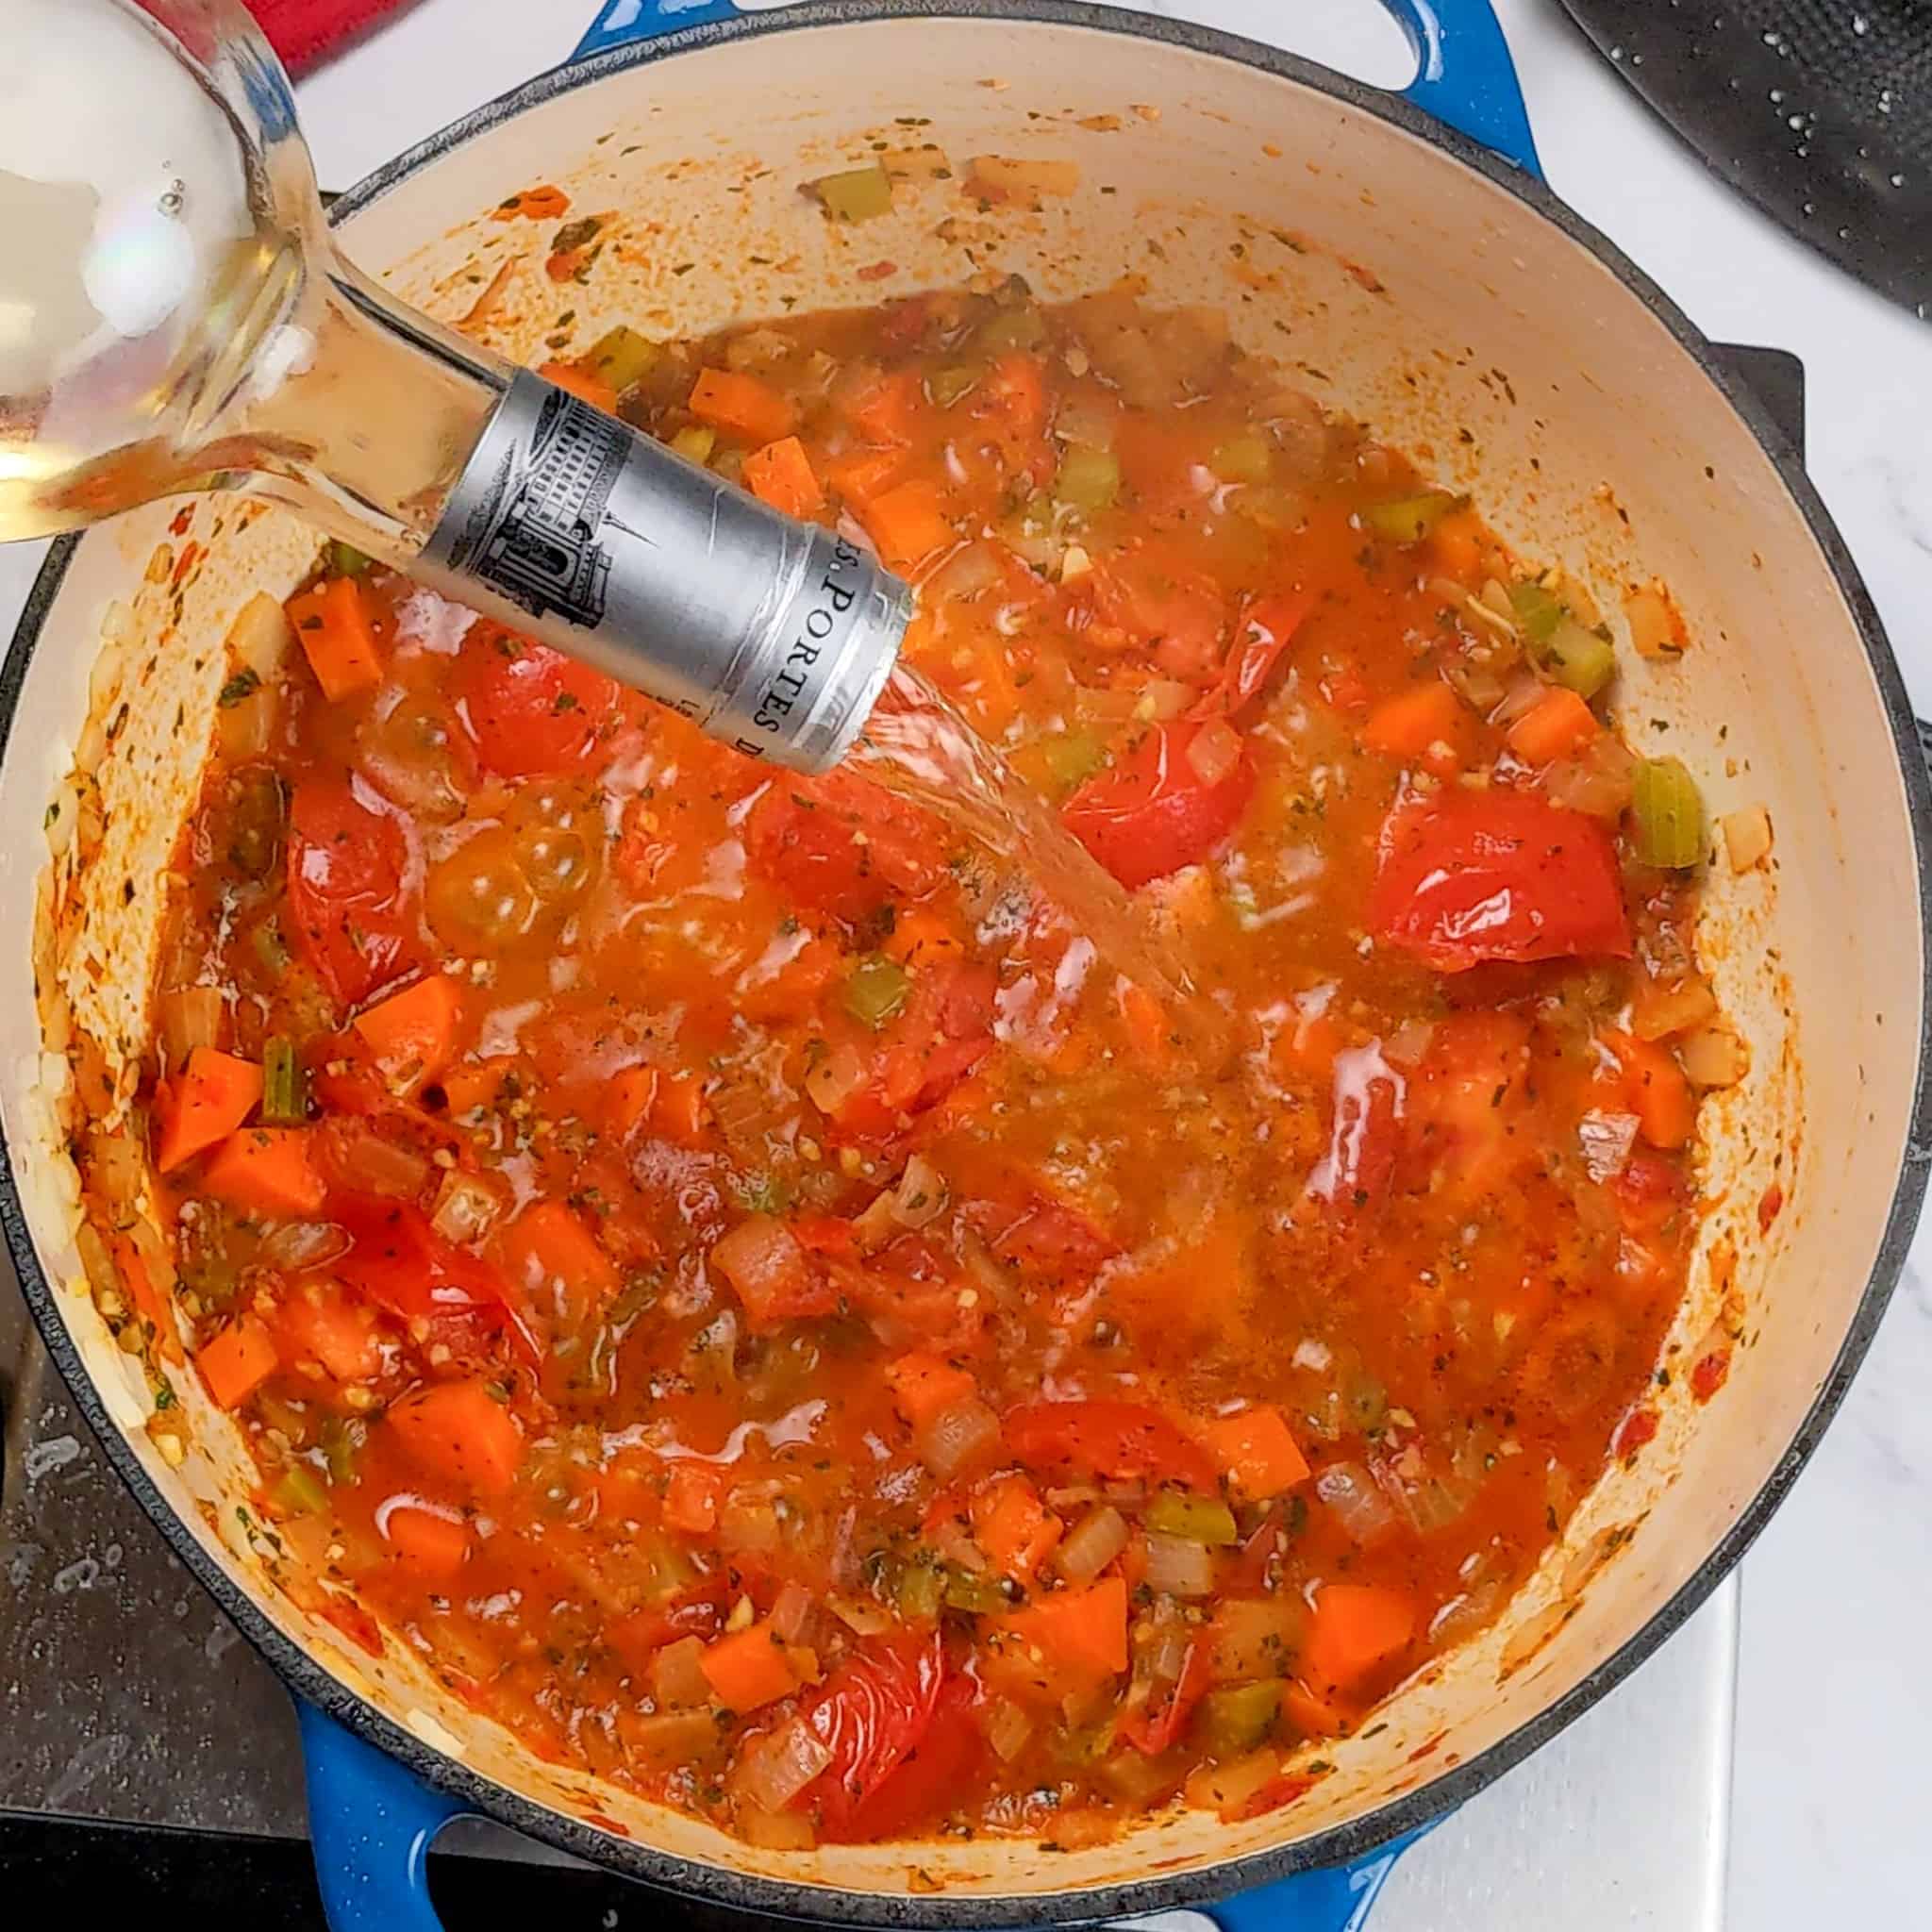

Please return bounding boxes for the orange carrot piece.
[439,1056,519,1118]
[604,1064,660,1141]
[649,1073,708,1146]
[113,1236,182,1365]
[700,1620,804,1711]
[663,1461,724,1536]
[1116,981,1171,1065]
[861,478,956,567]
[288,576,383,704]
[1301,1583,1417,1692]
[492,184,570,222]
[500,1198,621,1303]
[156,1047,262,1173]
[882,907,960,971]
[1363,680,1469,770]
[386,1378,525,1497]
[197,1316,279,1410]
[202,1127,328,1221]
[1199,1405,1311,1497]
[842,369,924,445]
[382,1504,473,1578]
[689,368,798,444]
[973,1474,1062,1580]
[1506,686,1600,765]
[1000,1575,1129,1678]
[824,446,910,507]
[742,435,825,518]
[887,1351,977,1429]
[1605,1029,1696,1150]
[538,358,618,413]
[353,974,466,1089]
[1428,507,1487,580]
[983,352,1047,439]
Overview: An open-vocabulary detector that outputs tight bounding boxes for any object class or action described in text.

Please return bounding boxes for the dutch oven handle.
[297,0,1531,1924]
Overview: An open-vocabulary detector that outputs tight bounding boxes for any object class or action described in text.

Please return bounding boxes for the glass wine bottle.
[0,0,908,771]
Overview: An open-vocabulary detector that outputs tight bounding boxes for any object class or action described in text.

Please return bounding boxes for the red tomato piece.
[334,1199,537,1360]
[1003,1399,1218,1491]
[827,1674,984,1843]
[452,628,619,777]
[1368,789,1632,971]
[799,1631,946,1828]
[1193,591,1314,719]
[285,776,423,1008]
[748,771,941,923]
[1061,719,1256,890]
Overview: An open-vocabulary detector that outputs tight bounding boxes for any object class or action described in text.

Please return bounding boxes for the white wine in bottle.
[0,0,908,772]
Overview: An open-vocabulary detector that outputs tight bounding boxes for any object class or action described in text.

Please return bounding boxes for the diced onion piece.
[1383,1019,1435,1068]
[806,1040,869,1117]
[651,1635,713,1707]
[1056,391,1120,452]
[733,1719,834,1814]
[1678,1024,1749,1090]
[1631,757,1706,869]
[1186,717,1243,789]
[915,1394,1002,1479]
[712,1215,809,1307]
[1623,582,1684,659]
[1056,1504,1129,1582]
[927,541,1003,604]
[158,986,224,1070]
[333,1128,431,1200]
[738,1805,819,1852]
[770,1580,816,1644]
[227,591,293,678]
[984,1696,1036,1762]
[1576,1109,1640,1184]
[89,1126,145,1204]
[826,1592,893,1637]
[430,1170,503,1247]
[1544,732,1636,821]
[1314,1459,1398,1544]
[258,1219,351,1274]
[1142,1530,1217,1599]
[1721,805,1774,874]
[850,1189,901,1253]
[965,155,1082,202]
[1491,674,1547,728]
[891,1153,949,1229]
[1630,974,1719,1042]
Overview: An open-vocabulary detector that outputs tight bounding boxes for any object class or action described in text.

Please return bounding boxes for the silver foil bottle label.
[420,368,908,773]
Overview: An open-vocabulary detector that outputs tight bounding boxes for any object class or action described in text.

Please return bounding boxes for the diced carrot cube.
[1000,1575,1128,1679]
[663,1461,724,1536]
[973,1474,1062,1580]
[156,1048,263,1174]
[1301,1583,1416,1691]
[689,368,798,444]
[1363,680,1470,774]
[288,576,383,704]
[1199,1405,1311,1497]
[197,1316,279,1409]
[699,1620,805,1711]
[538,359,618,413]
[860,479,957,567]
[202,1127,328,1221]
[386,1378,524,1498]
[382,1503,472,1579]
[742,435,825,518]
[353,975,466,1091]
[887,1352,977,1429]
[1506,686,1600,765]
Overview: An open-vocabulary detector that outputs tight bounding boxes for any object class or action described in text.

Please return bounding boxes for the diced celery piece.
[583,324,660,394]
[844,955,911,1029]
[942,1567,1011,1615]
[1197,1680,1281,1754]
[275,1464,328,1516]
[1507,579,1563,646]
[327,540,373,579]
[261,1036,306,1127]
[1209,433,1274,486]
[1144,1491,1240,1546]
[319,1418,361,1487]
[897,1557,944,1623]
[1054,445,1121,514]
[976,304,1048,353]
[1537,616,1617,699]
[809,163,895,223]
[1362,490,1465,543]
[928,365,980,408]
[1041,731,1107,791]
[1631,757,1706,869]
[670,425,717,465]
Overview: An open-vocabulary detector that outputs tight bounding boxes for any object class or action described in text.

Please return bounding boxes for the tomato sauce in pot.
[77,278,1729,1849]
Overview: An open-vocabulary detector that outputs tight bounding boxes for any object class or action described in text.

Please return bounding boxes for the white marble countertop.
[6,1,1929,1924]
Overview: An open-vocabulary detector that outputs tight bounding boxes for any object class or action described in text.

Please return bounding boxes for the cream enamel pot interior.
[6,3,1931,1925]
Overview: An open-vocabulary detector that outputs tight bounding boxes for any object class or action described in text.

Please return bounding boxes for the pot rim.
[6,3,1929,1922]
